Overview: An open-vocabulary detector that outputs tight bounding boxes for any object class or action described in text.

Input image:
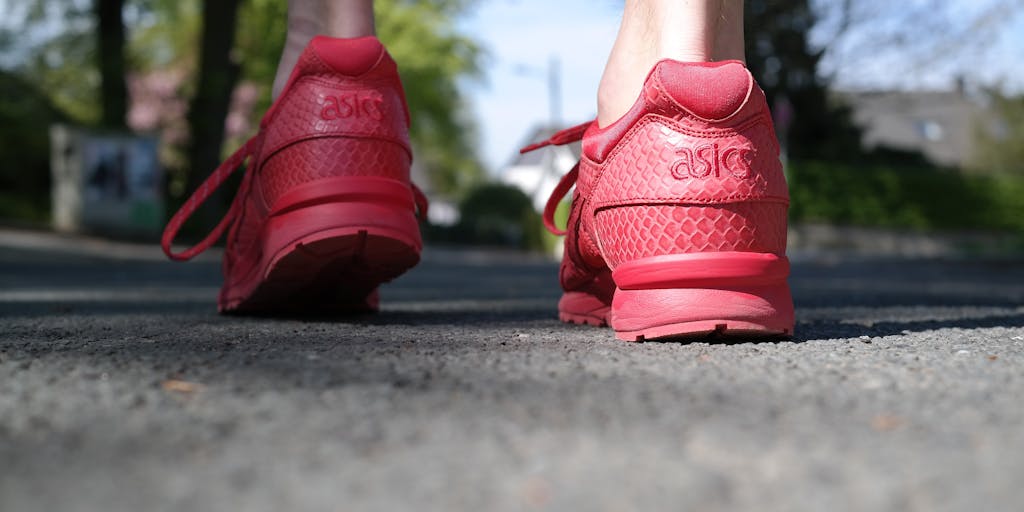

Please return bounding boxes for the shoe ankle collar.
[582,60,754,162]
[649,59,753,122]
[308,35,385,77]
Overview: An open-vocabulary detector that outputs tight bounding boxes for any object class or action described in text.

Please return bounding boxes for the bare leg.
[273,0,376,98]
[597,0,745,127]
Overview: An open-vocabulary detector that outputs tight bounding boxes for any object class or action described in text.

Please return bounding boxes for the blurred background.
[0,0,1022,255]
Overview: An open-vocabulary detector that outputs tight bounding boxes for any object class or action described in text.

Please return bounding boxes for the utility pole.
[548,55,562,127]
[95,0,127,128]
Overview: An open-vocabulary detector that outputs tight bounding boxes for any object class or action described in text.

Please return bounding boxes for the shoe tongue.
[651,59,751,121]
[307,35,385,76]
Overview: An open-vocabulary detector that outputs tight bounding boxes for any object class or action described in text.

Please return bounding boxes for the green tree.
[95,0,128,128]
[0,0,485,224]
[234,0,486,197]
[375,0,485,196]
[455,183,544,250]
[744,0,861,160]
[972,89,1024,176]
[1,0,140,127]
[185,0,244,225]
[0,70,66,220]
[1,0,101,123]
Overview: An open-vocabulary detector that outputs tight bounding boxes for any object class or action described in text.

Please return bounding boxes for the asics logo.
[320,92,384,121]
[670,143,754,180]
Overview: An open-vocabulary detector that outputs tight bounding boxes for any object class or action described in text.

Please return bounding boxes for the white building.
[499,125,581,212]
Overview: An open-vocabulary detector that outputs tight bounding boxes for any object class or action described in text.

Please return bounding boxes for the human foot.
[163,36,426,314]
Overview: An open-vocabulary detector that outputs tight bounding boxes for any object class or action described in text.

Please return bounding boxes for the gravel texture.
[2,230,1024,511]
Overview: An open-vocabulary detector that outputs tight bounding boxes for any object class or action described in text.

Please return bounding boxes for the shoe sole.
[560,252,794,341]
[610,283,794,342]
[558,291,610,327]
[222,227,419,314]
[220,178,421,314]
[559,287,792,341]
[614,318,791,342]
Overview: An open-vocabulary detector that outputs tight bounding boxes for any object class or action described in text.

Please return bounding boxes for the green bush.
[436,183,549,251]
[788,161,1024,232]
[541,199,570,253]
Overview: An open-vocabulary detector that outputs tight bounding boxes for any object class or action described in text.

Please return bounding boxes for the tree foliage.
[0,69,66,220]
[746,0,1021,161]
[972,90,1024,176]
[232,0,486,196]
[185,0,243,223]
[811,0,1021,90]
[95,0,127,127]
[1,0,101,123]
[744,0,861,160]
[375,0,485,195]
[453,183,545,250]
[1,0,486,207]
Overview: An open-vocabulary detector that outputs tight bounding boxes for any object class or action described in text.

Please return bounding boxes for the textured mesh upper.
[559,59,789,294]
[221,36,413,289]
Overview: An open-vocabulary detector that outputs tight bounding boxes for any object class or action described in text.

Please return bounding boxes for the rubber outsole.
[219,177,423,315]
[557,310,791,341]
[221,227,419,314]
[559,311,608,327]
[610,284,794,342]
[558,291,611,327]
[558,299,791,342]
[614,319,791,342]
[558,282,794,342]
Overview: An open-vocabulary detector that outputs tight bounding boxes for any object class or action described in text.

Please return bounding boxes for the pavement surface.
[2,228,1024,512]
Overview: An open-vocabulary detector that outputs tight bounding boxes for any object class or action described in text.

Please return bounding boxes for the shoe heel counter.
[258,138,412,211]
[647,59,787,196]
[590,75,789,269]
[256,65,413,211]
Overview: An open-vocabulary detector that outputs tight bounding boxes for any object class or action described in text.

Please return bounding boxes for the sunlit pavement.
[2,228,1024,511]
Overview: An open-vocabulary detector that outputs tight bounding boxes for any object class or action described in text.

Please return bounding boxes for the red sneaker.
[162,36,427,314]
[525,60,794,340]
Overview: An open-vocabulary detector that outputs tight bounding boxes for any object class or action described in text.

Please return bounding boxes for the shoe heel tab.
[309,35,386,76]
[650,59,753,121]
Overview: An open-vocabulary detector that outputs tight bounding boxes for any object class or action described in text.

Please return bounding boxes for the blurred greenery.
[1,0,485,210]
[137,0,485,202]
[788,161,1024,232]
[972,89,1024,177]
[542,199,570,254]
[5,0,101,124]
[745,0,863,161]
[231,0,487,196]
[375,0,485,195]
[426,183,547,251]
[0,69,66,222]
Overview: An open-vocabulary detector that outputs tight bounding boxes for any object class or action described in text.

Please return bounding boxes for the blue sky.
[459,0,1024,172]
[458,0,623,171]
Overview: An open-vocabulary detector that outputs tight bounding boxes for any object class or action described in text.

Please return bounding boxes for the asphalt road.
[2,229,1024,512]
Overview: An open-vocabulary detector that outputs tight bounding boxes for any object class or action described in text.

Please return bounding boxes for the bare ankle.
[596,0,744,127]
[271,0,375,99]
